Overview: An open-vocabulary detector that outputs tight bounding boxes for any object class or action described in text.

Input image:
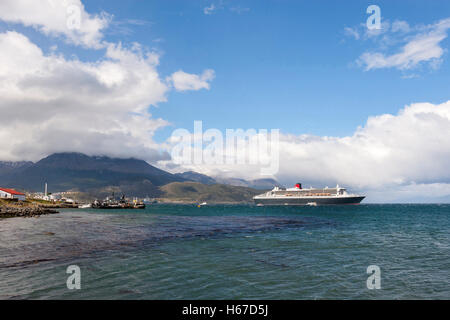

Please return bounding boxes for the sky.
[1,0,450,202]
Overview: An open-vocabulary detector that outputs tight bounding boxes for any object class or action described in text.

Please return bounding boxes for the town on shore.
[0,185,149,218]
[0,153,282,218]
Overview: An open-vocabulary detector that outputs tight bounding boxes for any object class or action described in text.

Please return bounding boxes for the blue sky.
[1,0,448,140]
[76,0,450,141]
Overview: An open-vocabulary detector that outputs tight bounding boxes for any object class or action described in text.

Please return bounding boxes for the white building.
[0,188,26,201]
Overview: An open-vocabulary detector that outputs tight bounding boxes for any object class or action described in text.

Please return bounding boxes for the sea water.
[0,204,449,299]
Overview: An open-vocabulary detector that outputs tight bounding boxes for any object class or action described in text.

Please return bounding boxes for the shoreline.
[0,205,59,218]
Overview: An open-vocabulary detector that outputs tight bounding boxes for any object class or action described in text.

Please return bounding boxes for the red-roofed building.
[0,188,26,201]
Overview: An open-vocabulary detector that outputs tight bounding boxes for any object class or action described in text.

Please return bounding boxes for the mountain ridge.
[0,161,33,176]
[0,153,274,201]
[0,153,185,196]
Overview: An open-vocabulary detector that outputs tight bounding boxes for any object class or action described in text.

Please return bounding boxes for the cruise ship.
[253,183,365,206]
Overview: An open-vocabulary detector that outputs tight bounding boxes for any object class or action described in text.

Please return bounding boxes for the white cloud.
[391,20,411,33]
[0,1,216,163]
[0,30,170,162]
[0,0,110,48]
[204,2,248,15]
[108,18,150,36]
[353,17,450,71]
[230,6,250,15]
[363,20,391,39]
[167,69,215,91]
[275,100,450,189]
[161,101,450,202]
[203,4,217,15]
[344,27,360,40]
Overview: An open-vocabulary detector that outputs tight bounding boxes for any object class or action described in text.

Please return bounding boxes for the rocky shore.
[0,205,59,218]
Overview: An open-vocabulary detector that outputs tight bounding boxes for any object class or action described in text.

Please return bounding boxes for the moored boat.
[91,194,146,209]
[253,183,365,206]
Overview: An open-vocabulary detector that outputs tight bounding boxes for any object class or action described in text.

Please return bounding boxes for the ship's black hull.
[254,196,365,206]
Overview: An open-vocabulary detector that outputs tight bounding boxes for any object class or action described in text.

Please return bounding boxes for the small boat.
[133,202,146,209]
[306,202,317,206]
[143,197,158,204]
[79,204,91,209]
[197,202,207,207]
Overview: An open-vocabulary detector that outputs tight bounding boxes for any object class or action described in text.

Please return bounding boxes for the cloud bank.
[163,101,450,201]
[0,1,214,162]
[276,101,450,189]
[0,31,169,161]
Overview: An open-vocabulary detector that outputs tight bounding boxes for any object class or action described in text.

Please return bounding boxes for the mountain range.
[0,153,280,200]
[0,161,33,176]
[173,171,282,189]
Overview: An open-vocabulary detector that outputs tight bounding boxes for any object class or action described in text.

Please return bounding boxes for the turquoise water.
[0,204,449,299]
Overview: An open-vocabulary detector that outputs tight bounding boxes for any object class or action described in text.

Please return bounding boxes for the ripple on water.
[0,204,449,299]
[0,211,331,270]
